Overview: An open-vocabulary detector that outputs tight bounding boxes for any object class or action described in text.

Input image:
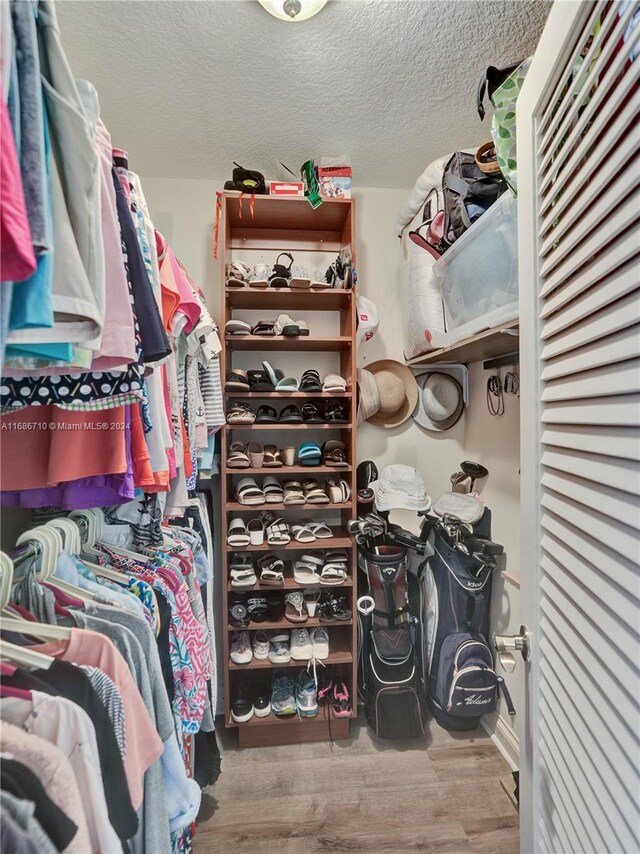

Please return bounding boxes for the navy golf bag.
[421,508,513,731]
[357,543,426,739]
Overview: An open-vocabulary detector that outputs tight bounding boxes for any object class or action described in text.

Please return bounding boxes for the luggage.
[357,543,426,739]
[441,151,507,248]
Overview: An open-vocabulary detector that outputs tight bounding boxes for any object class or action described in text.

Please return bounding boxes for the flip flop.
[293,560,321,586]
[248,370,274,392]
[279,404,303,423]
[255,405,278,424]
[284,591,307,622]
[263,445,283,467]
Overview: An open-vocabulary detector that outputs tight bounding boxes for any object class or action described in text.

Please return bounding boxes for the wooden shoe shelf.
[220,193,357,747]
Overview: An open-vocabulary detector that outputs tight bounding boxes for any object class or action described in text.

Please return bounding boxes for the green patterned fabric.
[490,57,532,195]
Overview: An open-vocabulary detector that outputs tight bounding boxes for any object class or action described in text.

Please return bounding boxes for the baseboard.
[482,712,519,771]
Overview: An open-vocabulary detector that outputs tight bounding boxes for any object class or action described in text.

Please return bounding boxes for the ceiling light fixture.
[258,0,328,22]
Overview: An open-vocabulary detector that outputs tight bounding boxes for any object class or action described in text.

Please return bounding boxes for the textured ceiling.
[57,0,550,188]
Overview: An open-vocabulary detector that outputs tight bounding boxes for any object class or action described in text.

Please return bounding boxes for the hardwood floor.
[194,717,519,853]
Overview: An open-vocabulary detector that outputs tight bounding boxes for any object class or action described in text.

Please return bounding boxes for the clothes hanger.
[0,639,54,670]
[0,552,67,651]
[68,511,132,583]
[44,520,95,603]
[91,507,150,562]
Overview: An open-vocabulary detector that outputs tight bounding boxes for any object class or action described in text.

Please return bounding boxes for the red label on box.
[269,181,304,196]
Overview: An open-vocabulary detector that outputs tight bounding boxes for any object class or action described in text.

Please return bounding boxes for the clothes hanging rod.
[483,351,520,371]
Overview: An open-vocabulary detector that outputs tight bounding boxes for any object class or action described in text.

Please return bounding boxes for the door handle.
[493,625,531,673]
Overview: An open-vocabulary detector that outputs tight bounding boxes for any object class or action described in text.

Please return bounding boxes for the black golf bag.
[357,542,426,739]
[421,508,514,731]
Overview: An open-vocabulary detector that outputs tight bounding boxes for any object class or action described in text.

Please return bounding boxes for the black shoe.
[254,681,272,718]
[231,696,254,723]
[247,594,268,623]
[266,592,284,622]
[229,592,249,628]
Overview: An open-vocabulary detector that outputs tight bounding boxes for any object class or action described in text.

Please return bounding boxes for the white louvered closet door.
[517,1,640,852]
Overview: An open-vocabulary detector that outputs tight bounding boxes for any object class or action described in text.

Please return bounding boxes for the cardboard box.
[318,171,352,199]
[269,181,304,196]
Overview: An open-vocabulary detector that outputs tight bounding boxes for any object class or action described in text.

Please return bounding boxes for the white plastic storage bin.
[432,192,518,347]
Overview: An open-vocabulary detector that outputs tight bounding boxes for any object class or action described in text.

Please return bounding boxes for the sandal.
[325,400,349,422]
[248,370,274,392]
[283,480,305,505]
[227,442,251,469]
[236,477,265,506]
[227,401,256,425]
[275,376,300,393]
[225,319,252,336]
[323,440,349,467]
[269,252,294,288]
[263,476,284,504]
[289,266,312,290]
[303,479,330,504]
[257,553,285,586]
[327,479,351,504]
[263,445,283,468]
[227,518,251,547]
[330,682,352,718]
[319,592,352,622]
[284,591,307,622]
[279,404,303,424]
[320,563,347,586]
[300,369,322,392]
[293,559,321,586]
[323,374,347,393]
[225,370,250,391]
[297,442,322,465]
[311,270,331,290]
[251,320,277,336]
[247,442,264,468]
[247,594,269,622]
[303,589,321,617]
[274,314,299,336]
[226,260,252,288]
[303,519,333,539]
[230,565,257,587]
[247,263,270,289]
[301,401,324,423]
[266,517,291,546]
[247,518,265,546]
[291,522,316,544]
[255,404,278,424]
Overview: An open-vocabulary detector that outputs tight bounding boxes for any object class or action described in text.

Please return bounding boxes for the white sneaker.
[252,630,270,660]
[269,638,291,663]
[290,627,313,660]
[230,631,253,664]
[310,627,329,660]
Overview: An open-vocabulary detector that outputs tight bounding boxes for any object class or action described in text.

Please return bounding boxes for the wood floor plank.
[463,814,520,853]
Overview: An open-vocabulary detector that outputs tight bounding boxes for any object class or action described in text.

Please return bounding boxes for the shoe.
[269,634,291,663]
[318,592,352,623]
[229,592,250,628]
[271,670,296,716]
[330,682,352,718]
[295,670,318,717]
[246,594,268,623]
[254,693,271,717]
[290,627,313,660]
[252,630,270,660]
[231,696,254,723]
[266,592,284,622]
[230,631,253,664]
[310,627,329,660]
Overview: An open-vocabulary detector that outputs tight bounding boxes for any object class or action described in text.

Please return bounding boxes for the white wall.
[141,177,522,759]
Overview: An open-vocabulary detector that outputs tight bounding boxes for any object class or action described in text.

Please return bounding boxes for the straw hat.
[412,372,464,431]
[358,360,419,429]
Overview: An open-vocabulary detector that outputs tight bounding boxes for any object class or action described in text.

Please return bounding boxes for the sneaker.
[254,692,271,717]
[290,627,313,660]
[230,631,252,664]
[252,630,270,660]
[268,628,290,643]
[295,670,318,717]
[269,635,291,663]
[271,670,296,717]
[231,696,254,723]
[310,627,329,660]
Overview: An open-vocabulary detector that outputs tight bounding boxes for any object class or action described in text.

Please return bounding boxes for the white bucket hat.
[412,372,464,432]
[371,464,431,512]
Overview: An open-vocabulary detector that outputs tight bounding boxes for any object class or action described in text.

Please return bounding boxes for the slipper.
[274,314,300,336]
[227,441,251,468]
[251,320,277,336]
[289,266,312,290]
[263,445,283,467]
[227,518,251,547]
[323,440,349,467]
[236,477,265,506]
[269,252,294,288]
[302,401,324,423]
[262,360,285,388]
[225,370,250,391]
[230,565,257,587]
[227,401,256,425]
[284,591,307,622]
[300,369,322,392]
[293,560,321,586]
[257,553,285,586]
[248,262,270,288]
[247,442,264,468]
[263,476,284,504]
[266,517,291,545]
[279,404,303,423]
[247,518,265,546]
[248,370,274,392]
[275,376,300,393]
[295,320,310,336]
[283,480,305,505]
[255,404,278,424]
[303,479,330,504]
[311,271,331,290]
[225,319,252,336]
[327,479,350,504]
[323,373,347,393]
[302,519,333,539]
[291,523,316,544]
[297,442,322,465]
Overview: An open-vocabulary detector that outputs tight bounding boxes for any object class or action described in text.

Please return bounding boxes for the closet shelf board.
[406,321,519,366]
[227,616,353,631]
[226,289,352,311]
[226,466,352,475]
[226,577,353,592]
[225,533,353,552]
[225,335,352,352]
[224,194,352,233]
[224,423,352,431]
[228,639,352,671]
[226,501,353,513]
[223,391,352,399]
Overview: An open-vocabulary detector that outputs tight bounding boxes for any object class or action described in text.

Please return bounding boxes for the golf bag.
[421,509,514,731]
[357,542,426,739]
